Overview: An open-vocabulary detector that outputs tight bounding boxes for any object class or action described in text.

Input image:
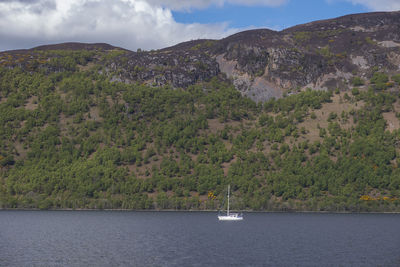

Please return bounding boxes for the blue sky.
[173,0,370,31]
[0,0,399,51]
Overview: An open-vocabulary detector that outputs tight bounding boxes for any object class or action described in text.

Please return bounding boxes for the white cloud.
[227,0,287,6]
[0,0,257,51]
[147,0,287,10]
[338,0,400,11]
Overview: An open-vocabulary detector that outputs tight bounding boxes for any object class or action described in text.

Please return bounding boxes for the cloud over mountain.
[1,0,399,52]
[0,0,241,51]
[345,0,400,11]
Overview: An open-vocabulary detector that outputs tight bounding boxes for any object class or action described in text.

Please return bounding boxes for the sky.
[0,0,399,52]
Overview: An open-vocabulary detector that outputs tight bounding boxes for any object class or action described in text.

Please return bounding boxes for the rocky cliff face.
[1,11,400,102]
[212,11,400,101]
[104,11,400,102]
[104,40,220,88]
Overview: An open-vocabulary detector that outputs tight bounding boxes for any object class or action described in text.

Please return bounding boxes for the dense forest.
[1,48,400,212]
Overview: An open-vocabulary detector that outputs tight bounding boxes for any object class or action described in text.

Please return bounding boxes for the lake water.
[0,211,399,267]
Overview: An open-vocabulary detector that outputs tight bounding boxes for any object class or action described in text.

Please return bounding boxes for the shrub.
[351,87,360,96]
[392,74,400,84]
[371,72,389,84]
[351,76,364,86]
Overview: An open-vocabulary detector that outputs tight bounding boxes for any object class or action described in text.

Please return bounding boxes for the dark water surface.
[1,211,399,266]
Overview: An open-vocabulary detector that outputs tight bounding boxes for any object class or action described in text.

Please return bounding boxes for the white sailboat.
[218,185,243,221]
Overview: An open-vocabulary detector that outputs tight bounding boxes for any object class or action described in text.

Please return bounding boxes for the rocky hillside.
[1,11,400,211]
[1,11,399,102]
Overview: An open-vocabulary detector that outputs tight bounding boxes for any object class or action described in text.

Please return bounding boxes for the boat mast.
[227,184,230,216]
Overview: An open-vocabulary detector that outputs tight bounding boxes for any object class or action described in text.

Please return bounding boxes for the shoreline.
[1,208,400,214]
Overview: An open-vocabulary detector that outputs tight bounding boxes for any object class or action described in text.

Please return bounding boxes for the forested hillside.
[1,46,400,212]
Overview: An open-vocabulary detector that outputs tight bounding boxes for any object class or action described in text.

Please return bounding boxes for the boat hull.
[218,215,243,221]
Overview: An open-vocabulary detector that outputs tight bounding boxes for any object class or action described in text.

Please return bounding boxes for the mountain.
[1,11,400,211]
[3,11,400,103]
[2,11,400,102]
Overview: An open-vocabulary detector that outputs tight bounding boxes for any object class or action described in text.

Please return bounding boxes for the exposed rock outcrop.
[1,11,400,102]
